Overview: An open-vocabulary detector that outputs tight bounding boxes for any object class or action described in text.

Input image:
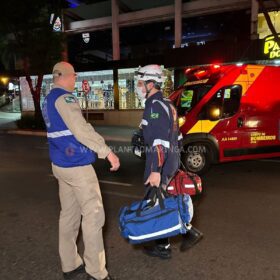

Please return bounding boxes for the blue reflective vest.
[42,88,96,167]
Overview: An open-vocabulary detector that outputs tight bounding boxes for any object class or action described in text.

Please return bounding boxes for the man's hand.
[107,151,120,171]
[145,172,161,187]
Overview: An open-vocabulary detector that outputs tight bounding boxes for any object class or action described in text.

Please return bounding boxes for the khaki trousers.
[52,163,108,280]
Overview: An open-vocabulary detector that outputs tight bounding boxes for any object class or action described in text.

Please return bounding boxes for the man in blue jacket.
[135,64,203,259]
[42,61,119,280]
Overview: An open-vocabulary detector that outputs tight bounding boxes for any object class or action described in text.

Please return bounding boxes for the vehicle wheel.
[182,143,212,175]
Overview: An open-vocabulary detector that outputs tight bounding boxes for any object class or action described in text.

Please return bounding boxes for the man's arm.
[55,94,111,159]
[147,102,170,173]
[145,102,170,186]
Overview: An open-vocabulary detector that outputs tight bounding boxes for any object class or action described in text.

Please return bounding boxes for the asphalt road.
[0,134,280,280]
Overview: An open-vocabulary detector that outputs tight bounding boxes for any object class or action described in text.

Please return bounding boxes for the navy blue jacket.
[141,91,180,184]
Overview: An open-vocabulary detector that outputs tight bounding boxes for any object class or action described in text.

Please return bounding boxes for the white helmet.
[135,64,163,83]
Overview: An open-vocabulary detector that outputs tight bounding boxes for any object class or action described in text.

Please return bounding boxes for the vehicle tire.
[181,143,212,175]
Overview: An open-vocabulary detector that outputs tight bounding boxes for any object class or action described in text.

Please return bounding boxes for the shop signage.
[264,35,280,59]
[82,33,90,43]
[53,17,62,32]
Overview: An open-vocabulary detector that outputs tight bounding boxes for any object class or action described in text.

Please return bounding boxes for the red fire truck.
[168,64,280,174]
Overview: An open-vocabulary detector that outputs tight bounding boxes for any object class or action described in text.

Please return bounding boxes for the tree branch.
[257,0,280,46]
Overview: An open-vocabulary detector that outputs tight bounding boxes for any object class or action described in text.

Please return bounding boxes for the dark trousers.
[155,238,169,246]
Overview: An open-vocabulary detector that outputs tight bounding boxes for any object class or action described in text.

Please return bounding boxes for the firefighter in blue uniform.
[42,61,119,280]
[135,64,203,259]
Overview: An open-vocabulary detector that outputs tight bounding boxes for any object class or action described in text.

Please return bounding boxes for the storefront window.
[258,11,280,39]
[118,68,142,110]
[74,70,114,110]
[20,70,114,111]
[20,75,53,111]
[162,69,174,98]
[19,68,174,112]
[118,67,174,110]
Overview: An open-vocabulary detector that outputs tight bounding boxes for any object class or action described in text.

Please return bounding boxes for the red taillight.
[185,68,191,74]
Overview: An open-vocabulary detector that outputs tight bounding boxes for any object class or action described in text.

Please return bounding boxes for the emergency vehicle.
[168,64,280,174]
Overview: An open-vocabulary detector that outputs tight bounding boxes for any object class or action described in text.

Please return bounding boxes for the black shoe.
[180,226,203,252]
[63,264,85,279]
[87,274,115,280]
[143,244,171,259]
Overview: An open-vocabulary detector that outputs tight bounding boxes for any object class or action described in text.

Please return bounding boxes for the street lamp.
[0,77,9,85]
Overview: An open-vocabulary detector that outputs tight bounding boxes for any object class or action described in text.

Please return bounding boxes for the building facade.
[20,0,280,126]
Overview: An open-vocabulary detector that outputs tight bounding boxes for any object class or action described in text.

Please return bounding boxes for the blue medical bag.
[119,187,193,244]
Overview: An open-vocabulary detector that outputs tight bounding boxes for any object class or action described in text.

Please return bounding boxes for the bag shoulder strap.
[180,160,200,194]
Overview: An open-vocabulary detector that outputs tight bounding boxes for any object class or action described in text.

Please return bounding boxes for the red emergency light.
[194,70,207,79]
[185,64,222,80]
[210,64,221,73]
[212,64,220,69]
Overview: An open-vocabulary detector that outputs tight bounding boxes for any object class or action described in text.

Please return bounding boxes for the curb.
[0,129,131,143]
[4,130,46,137]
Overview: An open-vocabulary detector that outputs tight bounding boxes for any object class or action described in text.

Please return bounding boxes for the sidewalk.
[0,116,136,142]
[0,96,21,113]
[0,98,137,141]
[0,97,21,130]
[0,112,21,130]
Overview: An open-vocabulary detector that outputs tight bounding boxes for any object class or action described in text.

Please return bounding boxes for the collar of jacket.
[52,85,72,94]
[145,91,163,105]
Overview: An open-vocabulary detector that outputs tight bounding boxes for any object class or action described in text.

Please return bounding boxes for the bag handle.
[126,186,153,214]
[136,185,166,217]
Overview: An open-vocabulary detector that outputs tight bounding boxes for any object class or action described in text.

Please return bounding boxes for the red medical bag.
[166,170,202,196]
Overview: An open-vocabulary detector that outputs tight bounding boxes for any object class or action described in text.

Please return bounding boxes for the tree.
[0,0,64,123]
